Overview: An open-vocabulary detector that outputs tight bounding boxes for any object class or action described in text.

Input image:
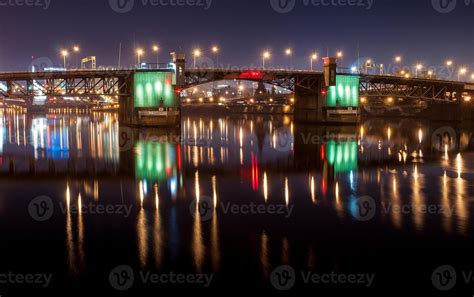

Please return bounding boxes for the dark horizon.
[0,0,472,72]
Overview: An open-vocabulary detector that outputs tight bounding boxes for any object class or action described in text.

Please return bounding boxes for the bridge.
[0,53,472,125]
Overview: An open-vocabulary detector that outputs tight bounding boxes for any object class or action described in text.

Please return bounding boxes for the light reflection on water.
[0,111,473,283]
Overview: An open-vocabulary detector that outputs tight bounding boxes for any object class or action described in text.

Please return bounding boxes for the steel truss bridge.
[0,70,134,100]
[185,68,474,101]
[0,68,472,102]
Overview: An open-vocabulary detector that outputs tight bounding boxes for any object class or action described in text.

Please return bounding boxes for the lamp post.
[415,64,423,78]
[212,46,219,67]
[73,46,80,69]
[193,49,201,69]
[336,51,343,68]
[310,53,318,70]
[136,49,144,68]
[285,48,293,69]
[152,45,159,68]
[262,51,270,69]
[61,50,68,69]
[458,68,467,81]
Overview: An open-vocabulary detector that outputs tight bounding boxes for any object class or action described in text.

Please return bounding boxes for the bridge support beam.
[293,73,334,123]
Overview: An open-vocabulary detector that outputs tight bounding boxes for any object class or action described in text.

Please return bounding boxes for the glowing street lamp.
[212,46,219,67]
[336,51,343,67]
[415,64,423,78]
[446,60,453,67]
[152,45,159,66]
[193,49,201,69]
[285,48,293,68]
[458,68,467,81]
[428,70,433,79]
[61,50,69,69]
[72,46,80,69]
[136,49,144,68]
[310,53,318,70]
[262,51,271,69]
[395,56,402,63]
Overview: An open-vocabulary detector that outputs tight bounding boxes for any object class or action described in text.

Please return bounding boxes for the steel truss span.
[0,70,133,99]
[359,75,467,101]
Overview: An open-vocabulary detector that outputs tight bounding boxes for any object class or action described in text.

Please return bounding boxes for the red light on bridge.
[239,71,263,80]
[321,88,327,96]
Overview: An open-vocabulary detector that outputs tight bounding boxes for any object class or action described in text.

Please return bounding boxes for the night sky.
[0,0,472,72]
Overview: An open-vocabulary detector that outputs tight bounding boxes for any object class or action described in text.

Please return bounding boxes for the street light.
[310,53,318,70]
[415,64,423,78]
[136,49,144,68]
[395,56,402,63]
[73,46,80,69]
[336,51,343,67]
[61,50,68,69]
[262,51,270,69]
[458,68,467,81]
[152,45,159,67]
[446,60,453,67]
[285,48,293,68]
[428,70,433,79]
[193,49,201,69]
[212,46,219,67]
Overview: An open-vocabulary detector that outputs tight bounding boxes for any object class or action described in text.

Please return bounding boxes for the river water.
[0,109,473,294]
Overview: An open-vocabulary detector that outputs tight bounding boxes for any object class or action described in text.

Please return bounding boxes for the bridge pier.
[294,58,360,124]
[293,83,325,123]
[119,53,184,127]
